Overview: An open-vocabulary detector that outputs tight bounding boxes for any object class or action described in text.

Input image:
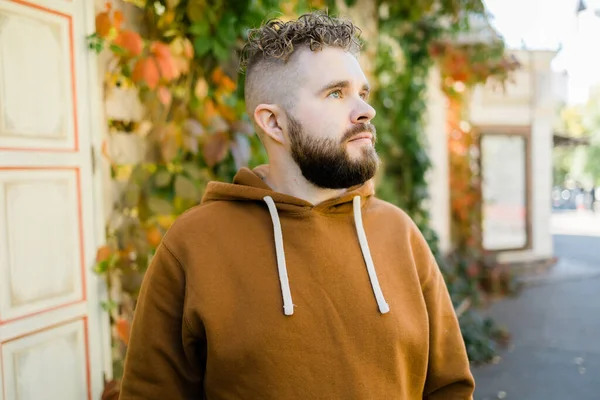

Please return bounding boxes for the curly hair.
[240,11,362,72]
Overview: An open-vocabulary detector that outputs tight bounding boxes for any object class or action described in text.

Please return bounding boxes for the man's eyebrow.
[318,80,350,94]
[317,80,371,95]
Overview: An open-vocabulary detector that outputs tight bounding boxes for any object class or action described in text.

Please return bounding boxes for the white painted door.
[0,1,108,399]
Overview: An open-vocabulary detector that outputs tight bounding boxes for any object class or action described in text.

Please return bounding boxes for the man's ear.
[254,104,285,145]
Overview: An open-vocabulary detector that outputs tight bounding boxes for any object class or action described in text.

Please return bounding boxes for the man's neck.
[263,159,346,206]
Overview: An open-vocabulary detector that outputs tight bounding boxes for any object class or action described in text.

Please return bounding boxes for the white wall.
[469,49,559,264]
[424,67,451,254]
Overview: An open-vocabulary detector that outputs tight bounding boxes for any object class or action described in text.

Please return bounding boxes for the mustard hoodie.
[120,166,475,399]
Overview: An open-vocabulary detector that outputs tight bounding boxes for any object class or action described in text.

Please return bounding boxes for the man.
[120,11,475,399]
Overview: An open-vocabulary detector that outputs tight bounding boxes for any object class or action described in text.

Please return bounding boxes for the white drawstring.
[353,196,390,314]
[263,196,294,316]
[263,195,389,316]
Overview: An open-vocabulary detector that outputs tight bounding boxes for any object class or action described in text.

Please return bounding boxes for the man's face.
[284,47,379,189]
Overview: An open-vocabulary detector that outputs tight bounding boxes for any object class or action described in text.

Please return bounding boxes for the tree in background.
[583,88,600,186]
[554,86,600,188]
[586,138,600,186]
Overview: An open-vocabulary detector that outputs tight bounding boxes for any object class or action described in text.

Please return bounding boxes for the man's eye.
[328,90,342,99]
[360,92,369,100]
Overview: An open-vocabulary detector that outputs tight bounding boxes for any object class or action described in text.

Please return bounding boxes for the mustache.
[342,123,377,143]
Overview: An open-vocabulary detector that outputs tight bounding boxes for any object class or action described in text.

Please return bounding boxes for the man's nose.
[351,99,376,124]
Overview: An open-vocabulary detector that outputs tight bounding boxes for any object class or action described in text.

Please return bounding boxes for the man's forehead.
[293,47,368,88]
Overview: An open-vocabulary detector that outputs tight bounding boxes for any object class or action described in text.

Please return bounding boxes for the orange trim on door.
[0,166,87,324]
[0,344,6,400]
[75,167,87,301]
[83,316,93,400]
[69,7,80,152]
[0,300,87,325]
[0,0,79,153]
[0,316,93,400]
[8,0,71,14]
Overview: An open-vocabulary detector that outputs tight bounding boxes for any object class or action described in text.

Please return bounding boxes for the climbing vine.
[433,36,521,359]
[373,3,520,363]
[434,39,520,291]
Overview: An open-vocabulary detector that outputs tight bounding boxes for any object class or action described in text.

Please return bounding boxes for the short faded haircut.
[240,11,363,125]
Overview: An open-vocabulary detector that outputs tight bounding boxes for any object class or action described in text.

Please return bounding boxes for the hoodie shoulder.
[368,198,434,253]
[161,200,236,249]
[369,197,440,285]
[368,198,419,229]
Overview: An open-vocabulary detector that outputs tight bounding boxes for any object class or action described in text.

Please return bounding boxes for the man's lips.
[348,133,373,142]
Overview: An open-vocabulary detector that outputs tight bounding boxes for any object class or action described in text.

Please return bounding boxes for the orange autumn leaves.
[198,67,241,167]
[114,30,143,57]
[96,3,143,59]
[95,2,123,40]
[94,2,245,168]
[95,2,194,103]
[131,40,194,94]
[430,40,520,96]
[447,96,482,249]
[198,67,237,128]
[116,318,131,345]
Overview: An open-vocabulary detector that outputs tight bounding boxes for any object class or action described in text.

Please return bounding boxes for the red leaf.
[146,226,163,247]
[116,318,131,345]
[132,57,159,89]
[156,54,179,80]
[113,10,124,31]
[150,41,171,59]
[150,42,179,80]
[211,67,225,85]
[96,245,112,263]
[203,132,230,167]
[219,76,237,93]
[95,12,112,38]
[114,30,143,57]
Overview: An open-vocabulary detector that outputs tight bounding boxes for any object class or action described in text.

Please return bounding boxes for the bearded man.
[120,11,475,400]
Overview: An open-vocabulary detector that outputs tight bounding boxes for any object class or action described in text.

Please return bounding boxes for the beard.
[286,113,379,189]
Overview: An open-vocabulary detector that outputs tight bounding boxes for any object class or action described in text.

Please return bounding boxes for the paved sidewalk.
[471,213,600,400]
[471,274,600,400]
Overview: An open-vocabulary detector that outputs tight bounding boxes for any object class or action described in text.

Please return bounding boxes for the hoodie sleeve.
[421,252,475,399]
[119,241,205,399]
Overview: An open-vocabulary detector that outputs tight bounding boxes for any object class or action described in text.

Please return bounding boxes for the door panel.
[0,1,108,399]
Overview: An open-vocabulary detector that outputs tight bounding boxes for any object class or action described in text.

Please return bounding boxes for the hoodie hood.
[201,165,376,214]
